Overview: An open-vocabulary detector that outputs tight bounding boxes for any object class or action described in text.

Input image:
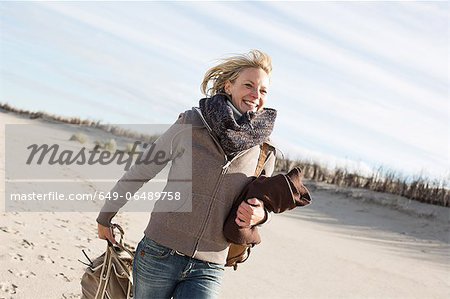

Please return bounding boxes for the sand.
[0,111,449,299]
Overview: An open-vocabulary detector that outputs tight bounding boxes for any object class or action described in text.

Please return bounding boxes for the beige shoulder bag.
[80,224,134,299]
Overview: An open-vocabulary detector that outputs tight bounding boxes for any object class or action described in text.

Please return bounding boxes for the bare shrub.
[94,139,117,152]
[69,132,88,144]
[1,102,159,143]
[275,158,449,207]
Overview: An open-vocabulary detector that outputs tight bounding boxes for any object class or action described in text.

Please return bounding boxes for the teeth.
[244,100,258,107]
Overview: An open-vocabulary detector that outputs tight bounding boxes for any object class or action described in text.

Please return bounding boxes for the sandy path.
[1,111,449,298]
[220,185,449,298]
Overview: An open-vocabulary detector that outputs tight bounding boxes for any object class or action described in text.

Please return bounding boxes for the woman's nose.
[250,88,260,99]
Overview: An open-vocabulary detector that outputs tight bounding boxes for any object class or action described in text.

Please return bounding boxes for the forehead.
[237,68,270,87]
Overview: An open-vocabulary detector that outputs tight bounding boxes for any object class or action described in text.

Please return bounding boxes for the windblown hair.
[201,49,272,97]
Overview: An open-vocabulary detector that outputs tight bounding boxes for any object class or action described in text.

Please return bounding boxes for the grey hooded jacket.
[96,108,275,264]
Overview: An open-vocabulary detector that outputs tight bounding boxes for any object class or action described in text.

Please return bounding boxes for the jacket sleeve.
[96,112,189,227]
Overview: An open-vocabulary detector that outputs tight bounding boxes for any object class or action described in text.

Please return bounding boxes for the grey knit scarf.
[199,93,277,157]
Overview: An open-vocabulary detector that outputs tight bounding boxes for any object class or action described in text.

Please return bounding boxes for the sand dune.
[0,111,449,299]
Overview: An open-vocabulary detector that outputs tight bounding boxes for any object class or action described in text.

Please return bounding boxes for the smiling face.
[224,67,270,114]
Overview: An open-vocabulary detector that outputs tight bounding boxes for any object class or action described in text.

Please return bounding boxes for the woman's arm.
[96,113,190,227]
[235,148,276,227]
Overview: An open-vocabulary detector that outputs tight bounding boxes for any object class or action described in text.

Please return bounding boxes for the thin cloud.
[1,1,448,179]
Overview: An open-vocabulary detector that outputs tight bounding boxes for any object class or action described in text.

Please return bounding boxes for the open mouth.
[243,100,258,111]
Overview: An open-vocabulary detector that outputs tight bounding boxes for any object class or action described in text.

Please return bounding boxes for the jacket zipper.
[192,149,250,256]
[192,108,251,256]
[193,107,227,158]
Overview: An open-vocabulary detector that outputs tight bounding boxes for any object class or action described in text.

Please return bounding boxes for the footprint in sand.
[59,256,73,262]
[50,240,60,245]
[0,281,18,295]
[39,231,50,238]
[38,214,48,222]
[7,269,36,278]
[0,227,19,234]
[43,244,59,251]
[62,264,76,271]
[62,292,79,299]
[14,220,25,226]
[75,235,93,243]
[37,254,55,264]
[20,239,35,249]
[9,253,24,262]
[55,272,71,282]
[59,256,75,270]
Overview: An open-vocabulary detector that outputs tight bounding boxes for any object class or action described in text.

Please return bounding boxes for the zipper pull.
[222,160,231,170]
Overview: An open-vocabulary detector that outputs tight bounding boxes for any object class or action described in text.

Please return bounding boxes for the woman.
[96,49,277,298]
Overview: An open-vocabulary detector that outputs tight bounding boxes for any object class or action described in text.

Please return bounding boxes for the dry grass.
[275,158,449,207]
[69,132,88,144]
[2,102,448,207]
[94,139,117,152]
[0,102,159,143]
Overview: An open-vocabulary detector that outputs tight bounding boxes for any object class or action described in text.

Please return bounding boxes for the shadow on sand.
[281,186,450,268]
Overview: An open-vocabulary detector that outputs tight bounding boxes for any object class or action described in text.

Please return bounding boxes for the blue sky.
[1,1,448,181]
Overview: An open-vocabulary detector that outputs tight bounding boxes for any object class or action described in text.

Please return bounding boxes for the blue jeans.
[133,236,225,299]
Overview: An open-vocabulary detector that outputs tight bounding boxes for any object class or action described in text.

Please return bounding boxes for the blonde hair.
[201,49,272,96]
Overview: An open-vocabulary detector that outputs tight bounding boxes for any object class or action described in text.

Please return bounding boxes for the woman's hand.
[235,198,266,228]
[97,223,117,244]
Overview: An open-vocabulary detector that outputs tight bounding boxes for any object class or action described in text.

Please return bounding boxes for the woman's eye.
[245,83,252,88]
[261,90,267,94]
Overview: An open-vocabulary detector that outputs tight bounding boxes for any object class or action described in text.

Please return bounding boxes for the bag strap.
[95,243,113,299]
[109,223,135,259]
[254,143,271,177]
[95,224,134,299]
